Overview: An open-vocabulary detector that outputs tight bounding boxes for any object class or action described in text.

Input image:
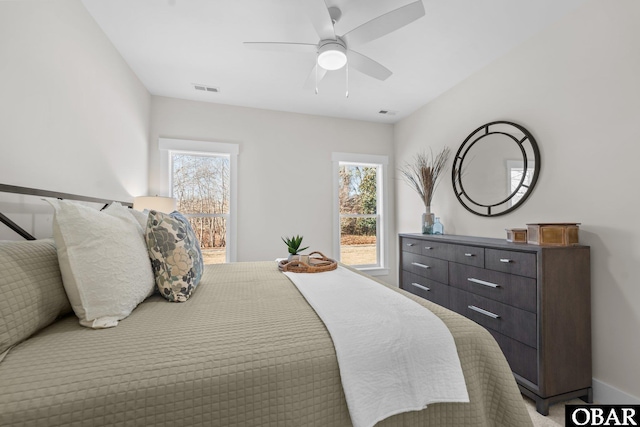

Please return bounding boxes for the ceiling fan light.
[317,42,347,71]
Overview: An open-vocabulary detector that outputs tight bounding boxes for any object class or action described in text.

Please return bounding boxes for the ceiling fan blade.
[342,1,425,46]
[243,42,317,53]
[303,64,328,89]
[347,50,392,81]
[301,0,336,40]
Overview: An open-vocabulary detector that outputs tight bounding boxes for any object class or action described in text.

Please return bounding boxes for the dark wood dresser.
[399,233,592,415]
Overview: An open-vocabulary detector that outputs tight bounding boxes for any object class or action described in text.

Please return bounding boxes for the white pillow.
[128,208,149,231]
[47,200,155,328]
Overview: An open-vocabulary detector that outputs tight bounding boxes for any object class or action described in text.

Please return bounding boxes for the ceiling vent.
[193,84,220,93]
[378,110,397,116]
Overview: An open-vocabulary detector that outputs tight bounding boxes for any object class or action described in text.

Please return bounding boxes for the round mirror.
[452,121,540,217]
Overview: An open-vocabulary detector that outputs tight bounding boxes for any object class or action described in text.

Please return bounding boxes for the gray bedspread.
[0,262,532,426]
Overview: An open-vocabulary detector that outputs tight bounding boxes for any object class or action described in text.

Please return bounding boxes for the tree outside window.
[171,152,230,264]
[339,163,380,267]
[507,160,535,207]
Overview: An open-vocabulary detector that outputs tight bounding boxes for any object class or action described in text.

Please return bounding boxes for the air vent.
[378,110,397,116]
[193,83,220,93]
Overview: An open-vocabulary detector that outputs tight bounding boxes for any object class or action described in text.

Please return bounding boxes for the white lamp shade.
[133,196,177,213]
[317,41,347,71]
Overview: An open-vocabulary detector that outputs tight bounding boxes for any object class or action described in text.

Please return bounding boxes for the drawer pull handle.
[464,253,475,257]
[424,246,433,250]
[406,243,415,247]
[411,262,431,269]
[468,305,500,319]
[468,278,500,288]
[499,258,513,263]
[411,283,431,292]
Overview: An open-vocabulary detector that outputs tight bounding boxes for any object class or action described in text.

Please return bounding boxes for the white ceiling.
[81,0,586,124]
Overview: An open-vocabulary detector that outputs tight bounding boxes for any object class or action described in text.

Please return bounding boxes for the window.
[332,153,388,275]
[160,138,238,263]
[170,152,229,264]
[507,160,535,207]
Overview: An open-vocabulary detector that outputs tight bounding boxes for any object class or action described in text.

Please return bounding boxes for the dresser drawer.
[488,329,538,385]
[419,240,452,260]
[449,263,537,313]
[485,249,537,278]
[402,252,448,284]
[448,244,485,268]
[402,272,449,307]
[401,237,423,254]
[449,288,537,348]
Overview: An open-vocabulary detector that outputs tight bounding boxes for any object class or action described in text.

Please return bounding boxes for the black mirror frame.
[452,120,540,217]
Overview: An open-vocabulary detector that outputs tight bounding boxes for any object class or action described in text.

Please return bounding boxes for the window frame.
[332,152,389,276]
[506,159,536,208]
[160,138,239,263]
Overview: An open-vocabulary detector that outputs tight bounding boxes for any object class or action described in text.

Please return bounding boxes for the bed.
[0,186,533,426]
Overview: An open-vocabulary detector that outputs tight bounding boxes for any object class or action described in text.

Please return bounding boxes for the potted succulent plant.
[281,235,309,261]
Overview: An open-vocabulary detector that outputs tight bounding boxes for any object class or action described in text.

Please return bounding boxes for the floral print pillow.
[145,210,204,302]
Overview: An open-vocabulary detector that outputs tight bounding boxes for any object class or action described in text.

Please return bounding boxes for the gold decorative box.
[505,228,528,243]
[526,223,580,246]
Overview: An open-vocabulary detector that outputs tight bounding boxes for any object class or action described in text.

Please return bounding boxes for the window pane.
[187,216,226,265]
[172,154,230,215]
[339,165,377,215]
[340,217,377,266]
[171,152,230,264]
[510,165,534,206]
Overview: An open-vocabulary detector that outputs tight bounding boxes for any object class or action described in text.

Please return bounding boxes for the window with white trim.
[507,159,535,207]
[332,153,388,275]
[160,138,238,263]
[170,152,229,264]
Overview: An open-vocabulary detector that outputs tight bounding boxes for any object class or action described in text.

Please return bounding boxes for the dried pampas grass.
[400,147,451,209]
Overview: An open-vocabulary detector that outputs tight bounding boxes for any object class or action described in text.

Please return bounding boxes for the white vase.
[288,254,309,264]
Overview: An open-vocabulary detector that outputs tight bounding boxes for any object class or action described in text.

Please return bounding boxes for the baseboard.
[593,378,640,404]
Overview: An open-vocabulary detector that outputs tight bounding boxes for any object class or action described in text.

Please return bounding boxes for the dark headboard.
[0,184,133,240]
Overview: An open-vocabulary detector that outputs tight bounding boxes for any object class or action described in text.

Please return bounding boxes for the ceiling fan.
[244,0,425,91]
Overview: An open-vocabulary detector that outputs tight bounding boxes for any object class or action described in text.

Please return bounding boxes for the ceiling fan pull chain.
[345,63,349,98]
[315,61,319,95]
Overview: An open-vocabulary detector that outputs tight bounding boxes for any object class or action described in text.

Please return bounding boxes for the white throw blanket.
[283,266,469,427]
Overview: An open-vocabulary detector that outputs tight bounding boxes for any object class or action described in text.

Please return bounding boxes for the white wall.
[149,96,396,280]
[395,0,640,402]
[0,0,150,203]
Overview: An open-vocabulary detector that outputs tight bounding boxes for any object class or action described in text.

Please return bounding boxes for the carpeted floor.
[524,396,585,426]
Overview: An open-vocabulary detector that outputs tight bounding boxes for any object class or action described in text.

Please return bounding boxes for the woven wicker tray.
[278,251,337,273]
